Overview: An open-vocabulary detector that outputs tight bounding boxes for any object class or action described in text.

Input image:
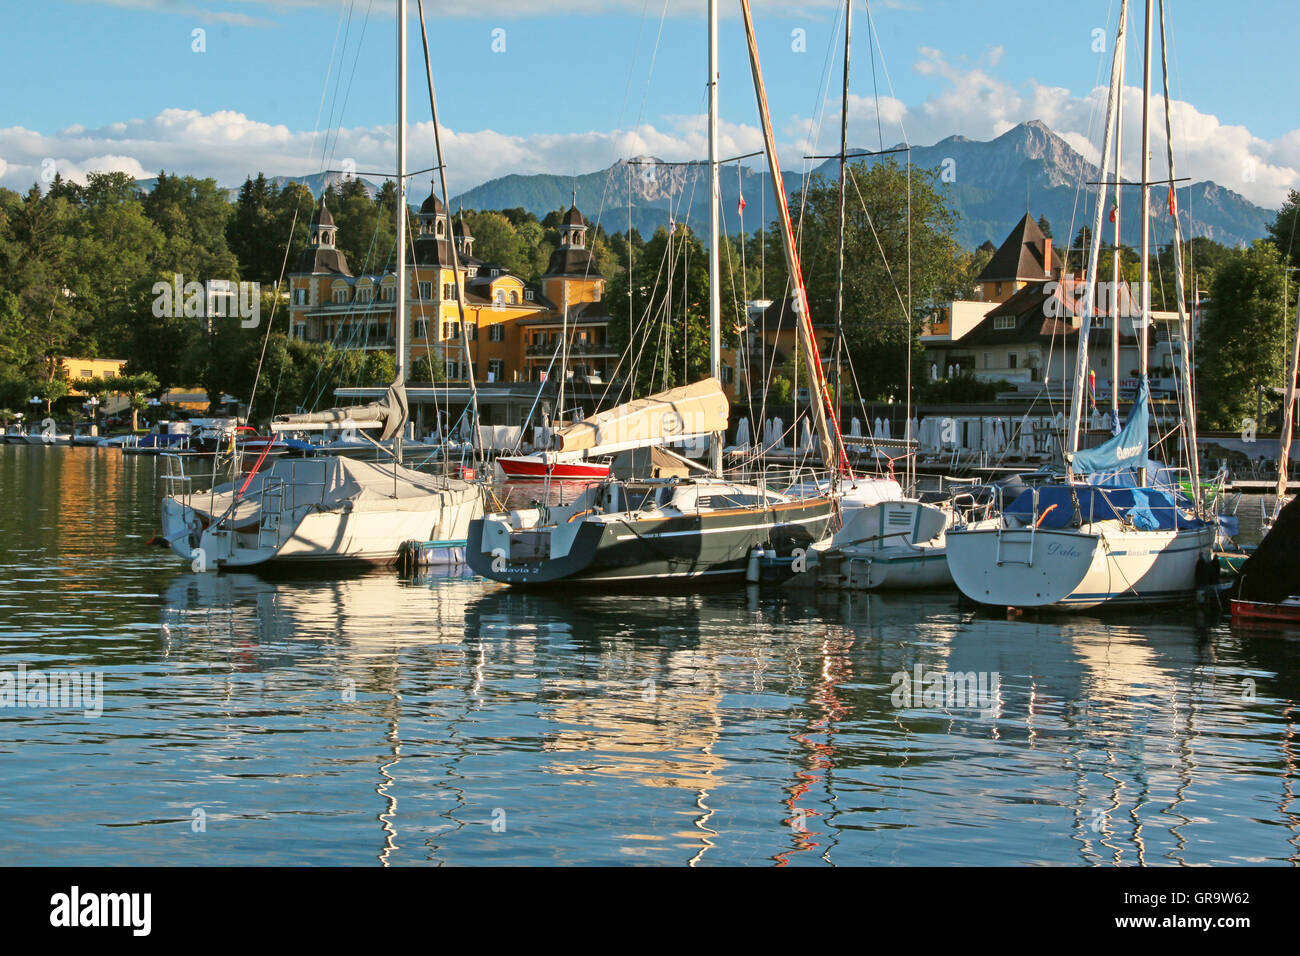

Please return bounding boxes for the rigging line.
[846,167,908,324]
[326,0,376,171]
[864,0,884,154]
[585,0,659,290]
[319,0,359,169]
[418,0,482,469]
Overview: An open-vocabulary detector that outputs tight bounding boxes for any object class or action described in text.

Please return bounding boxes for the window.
[294,288,307,305]
[1008,353,1018,369]
[293,323,306,340]
[413,318,428,340]
[489,323,505,342]
[418,281,432,300]
[983,353,992,369]
[443,282,456,300]
[721,364,734,385]
[509,291,519,304]
[357,286,372,304]
[524,289,535,301]
[467,323,477,342]
[380,284,395,302]
[488,359,504,382]
[593,285,602,301]
[443,321,460,341]
[444,360,460,380]
[332,287,348,305]
[993,316,1015,330]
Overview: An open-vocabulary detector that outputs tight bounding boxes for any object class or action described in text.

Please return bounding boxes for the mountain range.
[444,120,1275,250]
[137,120,1275,251]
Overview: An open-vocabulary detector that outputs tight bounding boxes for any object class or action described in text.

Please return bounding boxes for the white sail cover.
[179,456,476,527]
[551,377,729,455]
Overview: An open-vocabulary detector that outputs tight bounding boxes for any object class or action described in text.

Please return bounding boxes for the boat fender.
[746,546,765,584]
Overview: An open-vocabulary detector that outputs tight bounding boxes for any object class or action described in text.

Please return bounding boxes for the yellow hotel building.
[286,192,614,387]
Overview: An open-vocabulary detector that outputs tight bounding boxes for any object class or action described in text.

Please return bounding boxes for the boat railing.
[159,452,228,505]
[760,463,826,501]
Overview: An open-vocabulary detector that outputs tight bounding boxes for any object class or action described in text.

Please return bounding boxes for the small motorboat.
[1229,597,1300,628]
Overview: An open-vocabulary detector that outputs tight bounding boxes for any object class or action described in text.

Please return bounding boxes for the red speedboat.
[497,455,610,480]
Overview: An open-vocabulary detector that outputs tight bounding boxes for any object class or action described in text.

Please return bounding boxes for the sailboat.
[159,0,481,571]
[944,0,1215,610]
[465,0,840,586]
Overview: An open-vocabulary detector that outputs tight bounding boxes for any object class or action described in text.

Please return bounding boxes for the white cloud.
[809,45,1298,209]
[3,42,1296,212]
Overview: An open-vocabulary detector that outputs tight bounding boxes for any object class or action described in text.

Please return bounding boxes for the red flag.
[1108,198,1117,223]
[738,193,747,216]
[1167,186,1177,217]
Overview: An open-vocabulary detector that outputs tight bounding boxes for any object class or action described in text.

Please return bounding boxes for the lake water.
[1,445,1297,866]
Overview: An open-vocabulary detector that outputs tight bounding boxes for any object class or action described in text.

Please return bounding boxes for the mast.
[1111,1,1125,428]
[739,0,849,476]
[394,0,407,464]
[1138,0,1153,488]
[1157,0,1201,506]
[417,0,481,467]
[834,0,851,489]
[708,0,723,477]
[1066,0,1127,462]
[1278,291,1300,503]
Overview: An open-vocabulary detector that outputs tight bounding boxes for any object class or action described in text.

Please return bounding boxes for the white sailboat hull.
[945,521,1215,610]
[163,494,480,568]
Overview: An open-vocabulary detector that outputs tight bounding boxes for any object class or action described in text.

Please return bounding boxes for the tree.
[607,223,741,398]
[1196,241,1288,430]
[1037,215,1053,239]
[35,376,68,415]
[107,372,160,431]
[756,159,962,401]
[362,350,395,386]
[1268,189,1300,271]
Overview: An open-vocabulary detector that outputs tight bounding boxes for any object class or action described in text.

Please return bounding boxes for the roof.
[410,235,483,269]
[293,245,350,276]
[312,199,335,228]
[419,191,445,216]
[976,213,1061,283]
[961,279,1138,348]
[542,246,602,278]
[564,205,586,228]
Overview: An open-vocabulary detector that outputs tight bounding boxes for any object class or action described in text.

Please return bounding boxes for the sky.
[1,0,1297,210]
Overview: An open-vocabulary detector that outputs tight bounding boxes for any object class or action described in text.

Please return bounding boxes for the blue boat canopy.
[1004,484,1204,531]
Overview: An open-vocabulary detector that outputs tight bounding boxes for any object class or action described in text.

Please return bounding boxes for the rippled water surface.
[1,446,1297,865]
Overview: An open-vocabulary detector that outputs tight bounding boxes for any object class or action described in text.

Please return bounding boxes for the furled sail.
[551,377,729,456]
[270,378,408,441]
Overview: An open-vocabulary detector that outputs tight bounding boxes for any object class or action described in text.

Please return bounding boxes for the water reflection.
[0,446,1297,865]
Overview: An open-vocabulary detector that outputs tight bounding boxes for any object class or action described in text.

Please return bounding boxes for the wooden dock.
[1228,480,1300,493]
